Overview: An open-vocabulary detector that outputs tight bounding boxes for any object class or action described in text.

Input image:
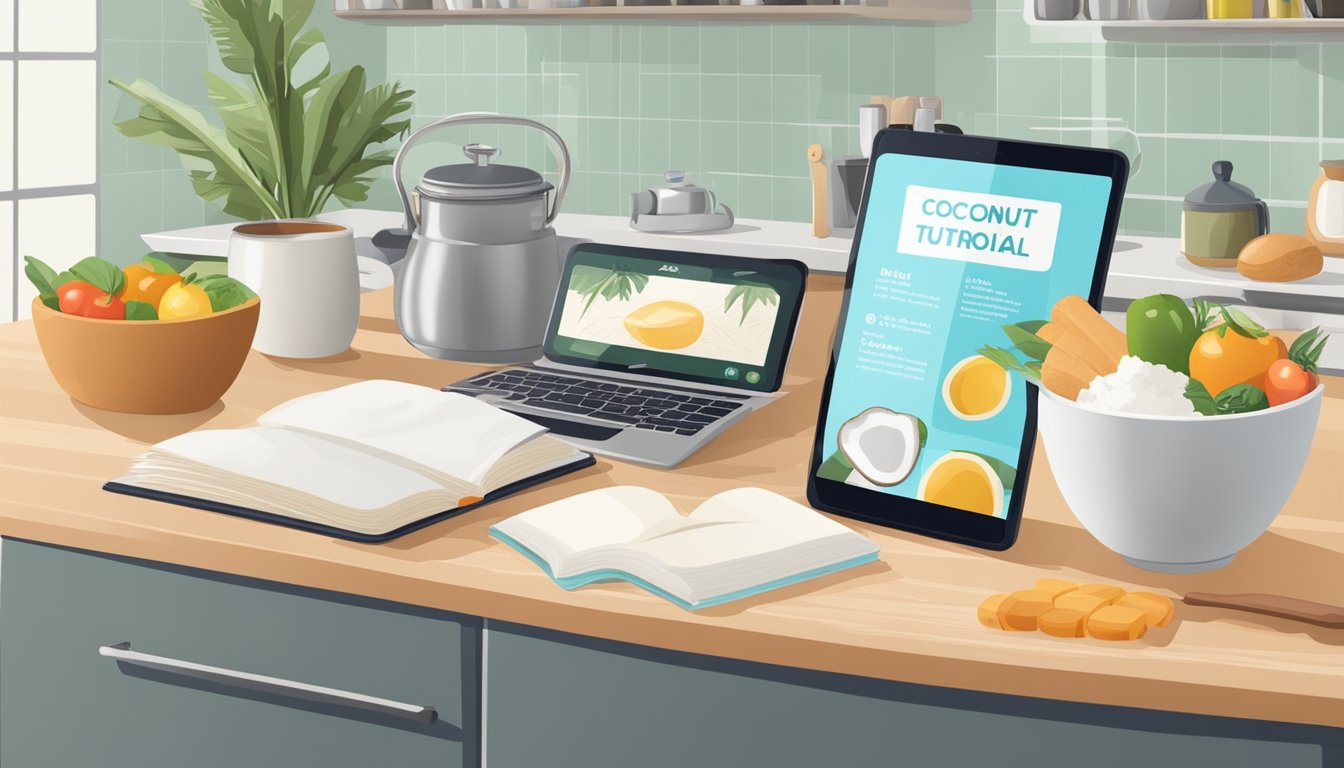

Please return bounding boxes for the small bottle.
[1306,160,1344,258]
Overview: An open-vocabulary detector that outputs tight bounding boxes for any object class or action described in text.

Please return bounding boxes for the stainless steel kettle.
[392,113,571,363]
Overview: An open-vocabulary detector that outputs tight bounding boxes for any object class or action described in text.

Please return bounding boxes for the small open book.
[491,486,879,610]
[106,380,593,541]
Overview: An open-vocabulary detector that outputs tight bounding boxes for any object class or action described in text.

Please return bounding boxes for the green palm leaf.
[110,78,280,221]
[113,0,412,220]
[723,283,779,326]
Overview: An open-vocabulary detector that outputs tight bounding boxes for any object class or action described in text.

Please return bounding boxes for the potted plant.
[110,0,414,221]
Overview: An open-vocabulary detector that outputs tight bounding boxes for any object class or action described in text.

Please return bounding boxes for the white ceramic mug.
[227,220,359,359]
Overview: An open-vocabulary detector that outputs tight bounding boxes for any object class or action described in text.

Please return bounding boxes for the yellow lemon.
[917,451,1004,517]
[624,301,705,350]
[942,355,1010,421]
[158,282,212,320]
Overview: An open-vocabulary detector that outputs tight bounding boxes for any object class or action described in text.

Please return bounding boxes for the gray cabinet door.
[0,540,478,768]
[485,624,1330,768]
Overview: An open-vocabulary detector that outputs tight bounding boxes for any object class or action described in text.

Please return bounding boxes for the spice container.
[1306,160,1344,258]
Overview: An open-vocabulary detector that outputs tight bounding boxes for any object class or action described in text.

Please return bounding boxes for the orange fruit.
[1188,328,1284,396]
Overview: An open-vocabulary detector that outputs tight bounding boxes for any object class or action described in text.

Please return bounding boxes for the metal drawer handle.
[99,642,437,724]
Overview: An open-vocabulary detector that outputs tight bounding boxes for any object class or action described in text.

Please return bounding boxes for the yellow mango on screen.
[624,301,705,350]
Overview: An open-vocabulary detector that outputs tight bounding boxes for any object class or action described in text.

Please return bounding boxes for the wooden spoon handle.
[807,144,830,239]
[1183,592,1344,629]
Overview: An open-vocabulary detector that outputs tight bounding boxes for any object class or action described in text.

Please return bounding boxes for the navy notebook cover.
[103,454,597,544]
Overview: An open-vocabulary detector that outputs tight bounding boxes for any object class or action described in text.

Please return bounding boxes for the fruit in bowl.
[981,293,1328,572]
[25,255,259,415]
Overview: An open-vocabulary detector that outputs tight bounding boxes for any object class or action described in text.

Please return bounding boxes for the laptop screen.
[544,244,807,393]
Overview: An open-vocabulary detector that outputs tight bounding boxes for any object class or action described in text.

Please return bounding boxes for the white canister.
[858,104,887,159]
[227,221,360,359]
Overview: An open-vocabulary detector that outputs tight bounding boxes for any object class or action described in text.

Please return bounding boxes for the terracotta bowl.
[31,297,260,415]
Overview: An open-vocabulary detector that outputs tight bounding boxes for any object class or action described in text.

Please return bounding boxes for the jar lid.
[417,144,553,201]
[1184,160,1263,213]
[1321,159,1344,169]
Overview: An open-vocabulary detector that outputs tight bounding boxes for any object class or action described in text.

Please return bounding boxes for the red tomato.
[1264,358,1315,407]
[57,280,126,320]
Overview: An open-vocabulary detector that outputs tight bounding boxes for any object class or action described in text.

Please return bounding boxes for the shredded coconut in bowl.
[1076,355,1198,417]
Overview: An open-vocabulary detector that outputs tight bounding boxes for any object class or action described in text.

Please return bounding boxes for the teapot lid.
[418,143,553,201]
[1185,161,1263,212]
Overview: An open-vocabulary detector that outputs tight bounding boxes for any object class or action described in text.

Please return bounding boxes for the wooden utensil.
[1183,592,1344,629]
[808,144,830,239]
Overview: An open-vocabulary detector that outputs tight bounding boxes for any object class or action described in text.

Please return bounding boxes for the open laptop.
[447,243,807,467]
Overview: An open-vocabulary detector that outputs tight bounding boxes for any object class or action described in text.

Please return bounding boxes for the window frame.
[1,0,100,322]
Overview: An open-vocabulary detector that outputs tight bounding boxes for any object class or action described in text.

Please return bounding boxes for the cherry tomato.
[119,262,182,307]
[1188,328,1284,397]
[1264,358,1317,407]
[57,281,127,320]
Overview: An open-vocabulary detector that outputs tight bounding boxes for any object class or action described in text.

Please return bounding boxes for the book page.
[258,380,546,487]
[141,427,446,510]
[494,486,682,565]
[636,488,861,570]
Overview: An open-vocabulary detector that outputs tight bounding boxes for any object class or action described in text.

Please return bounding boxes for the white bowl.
[1037,384,1323,573]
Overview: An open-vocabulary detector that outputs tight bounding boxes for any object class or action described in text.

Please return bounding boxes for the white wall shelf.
[1023,2,1344,42]
[334,0,969,23]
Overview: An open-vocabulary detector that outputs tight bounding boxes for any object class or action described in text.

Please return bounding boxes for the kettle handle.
[391,112,572,232]
[1255,199,1271,236]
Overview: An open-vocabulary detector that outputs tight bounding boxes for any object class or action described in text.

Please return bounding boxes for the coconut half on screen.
[838,407,928,487]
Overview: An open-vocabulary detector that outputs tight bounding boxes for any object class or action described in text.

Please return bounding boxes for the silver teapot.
[630,171,734,234]
[392,113,571,363]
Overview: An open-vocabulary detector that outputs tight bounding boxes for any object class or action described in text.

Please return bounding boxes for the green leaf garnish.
[125,301,158,321]
[1001,322,1052,362]
[1288,326,1329,373]
[69,256,126,297]
[1184,379,1217,416]
[23,255,60,307]
[1217,305,1269,339]
[1215,384,1269,415]
[978,344,1042,385]
[1193,299,1220,331]
[196,274,256,312]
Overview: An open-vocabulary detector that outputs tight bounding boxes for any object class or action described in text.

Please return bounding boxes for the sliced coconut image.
[916,451,1017,518]
[942,354,1012,421]
[835,407,929,487]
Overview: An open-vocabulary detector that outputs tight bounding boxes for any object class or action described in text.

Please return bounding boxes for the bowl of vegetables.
[982,294,1327,573]
[26,255,259,415]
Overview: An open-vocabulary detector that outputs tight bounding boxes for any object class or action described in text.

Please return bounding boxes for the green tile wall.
[938,0,1344,238]
[100,2,1344,247]
[385,22,936,222]
[99,1,387,263]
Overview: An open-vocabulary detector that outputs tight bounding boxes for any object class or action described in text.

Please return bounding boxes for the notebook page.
[258,380,546,487]
[493,487,682,569]
[637,488,866,570]
[136,427,446,510]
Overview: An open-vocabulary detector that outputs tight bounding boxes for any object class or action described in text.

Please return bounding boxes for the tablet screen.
[815,151,1114,522]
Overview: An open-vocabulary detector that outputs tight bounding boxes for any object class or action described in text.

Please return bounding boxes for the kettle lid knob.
[1212,160,1233,182]
[664,170,687,184]
[464,143,500,166]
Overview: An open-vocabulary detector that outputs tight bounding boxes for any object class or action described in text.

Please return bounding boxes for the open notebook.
[491,486,879,610]
[105,380,594,542]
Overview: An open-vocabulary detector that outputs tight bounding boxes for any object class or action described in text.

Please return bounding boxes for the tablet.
[807,130,1128,550]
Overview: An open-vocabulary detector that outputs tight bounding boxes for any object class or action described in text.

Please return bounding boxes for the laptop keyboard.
[456,369,745,436]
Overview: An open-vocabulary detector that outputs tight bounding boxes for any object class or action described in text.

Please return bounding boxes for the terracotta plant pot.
[31,297,260,415]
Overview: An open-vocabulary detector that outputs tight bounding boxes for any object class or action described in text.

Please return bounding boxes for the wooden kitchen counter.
[2,275,1342,729]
